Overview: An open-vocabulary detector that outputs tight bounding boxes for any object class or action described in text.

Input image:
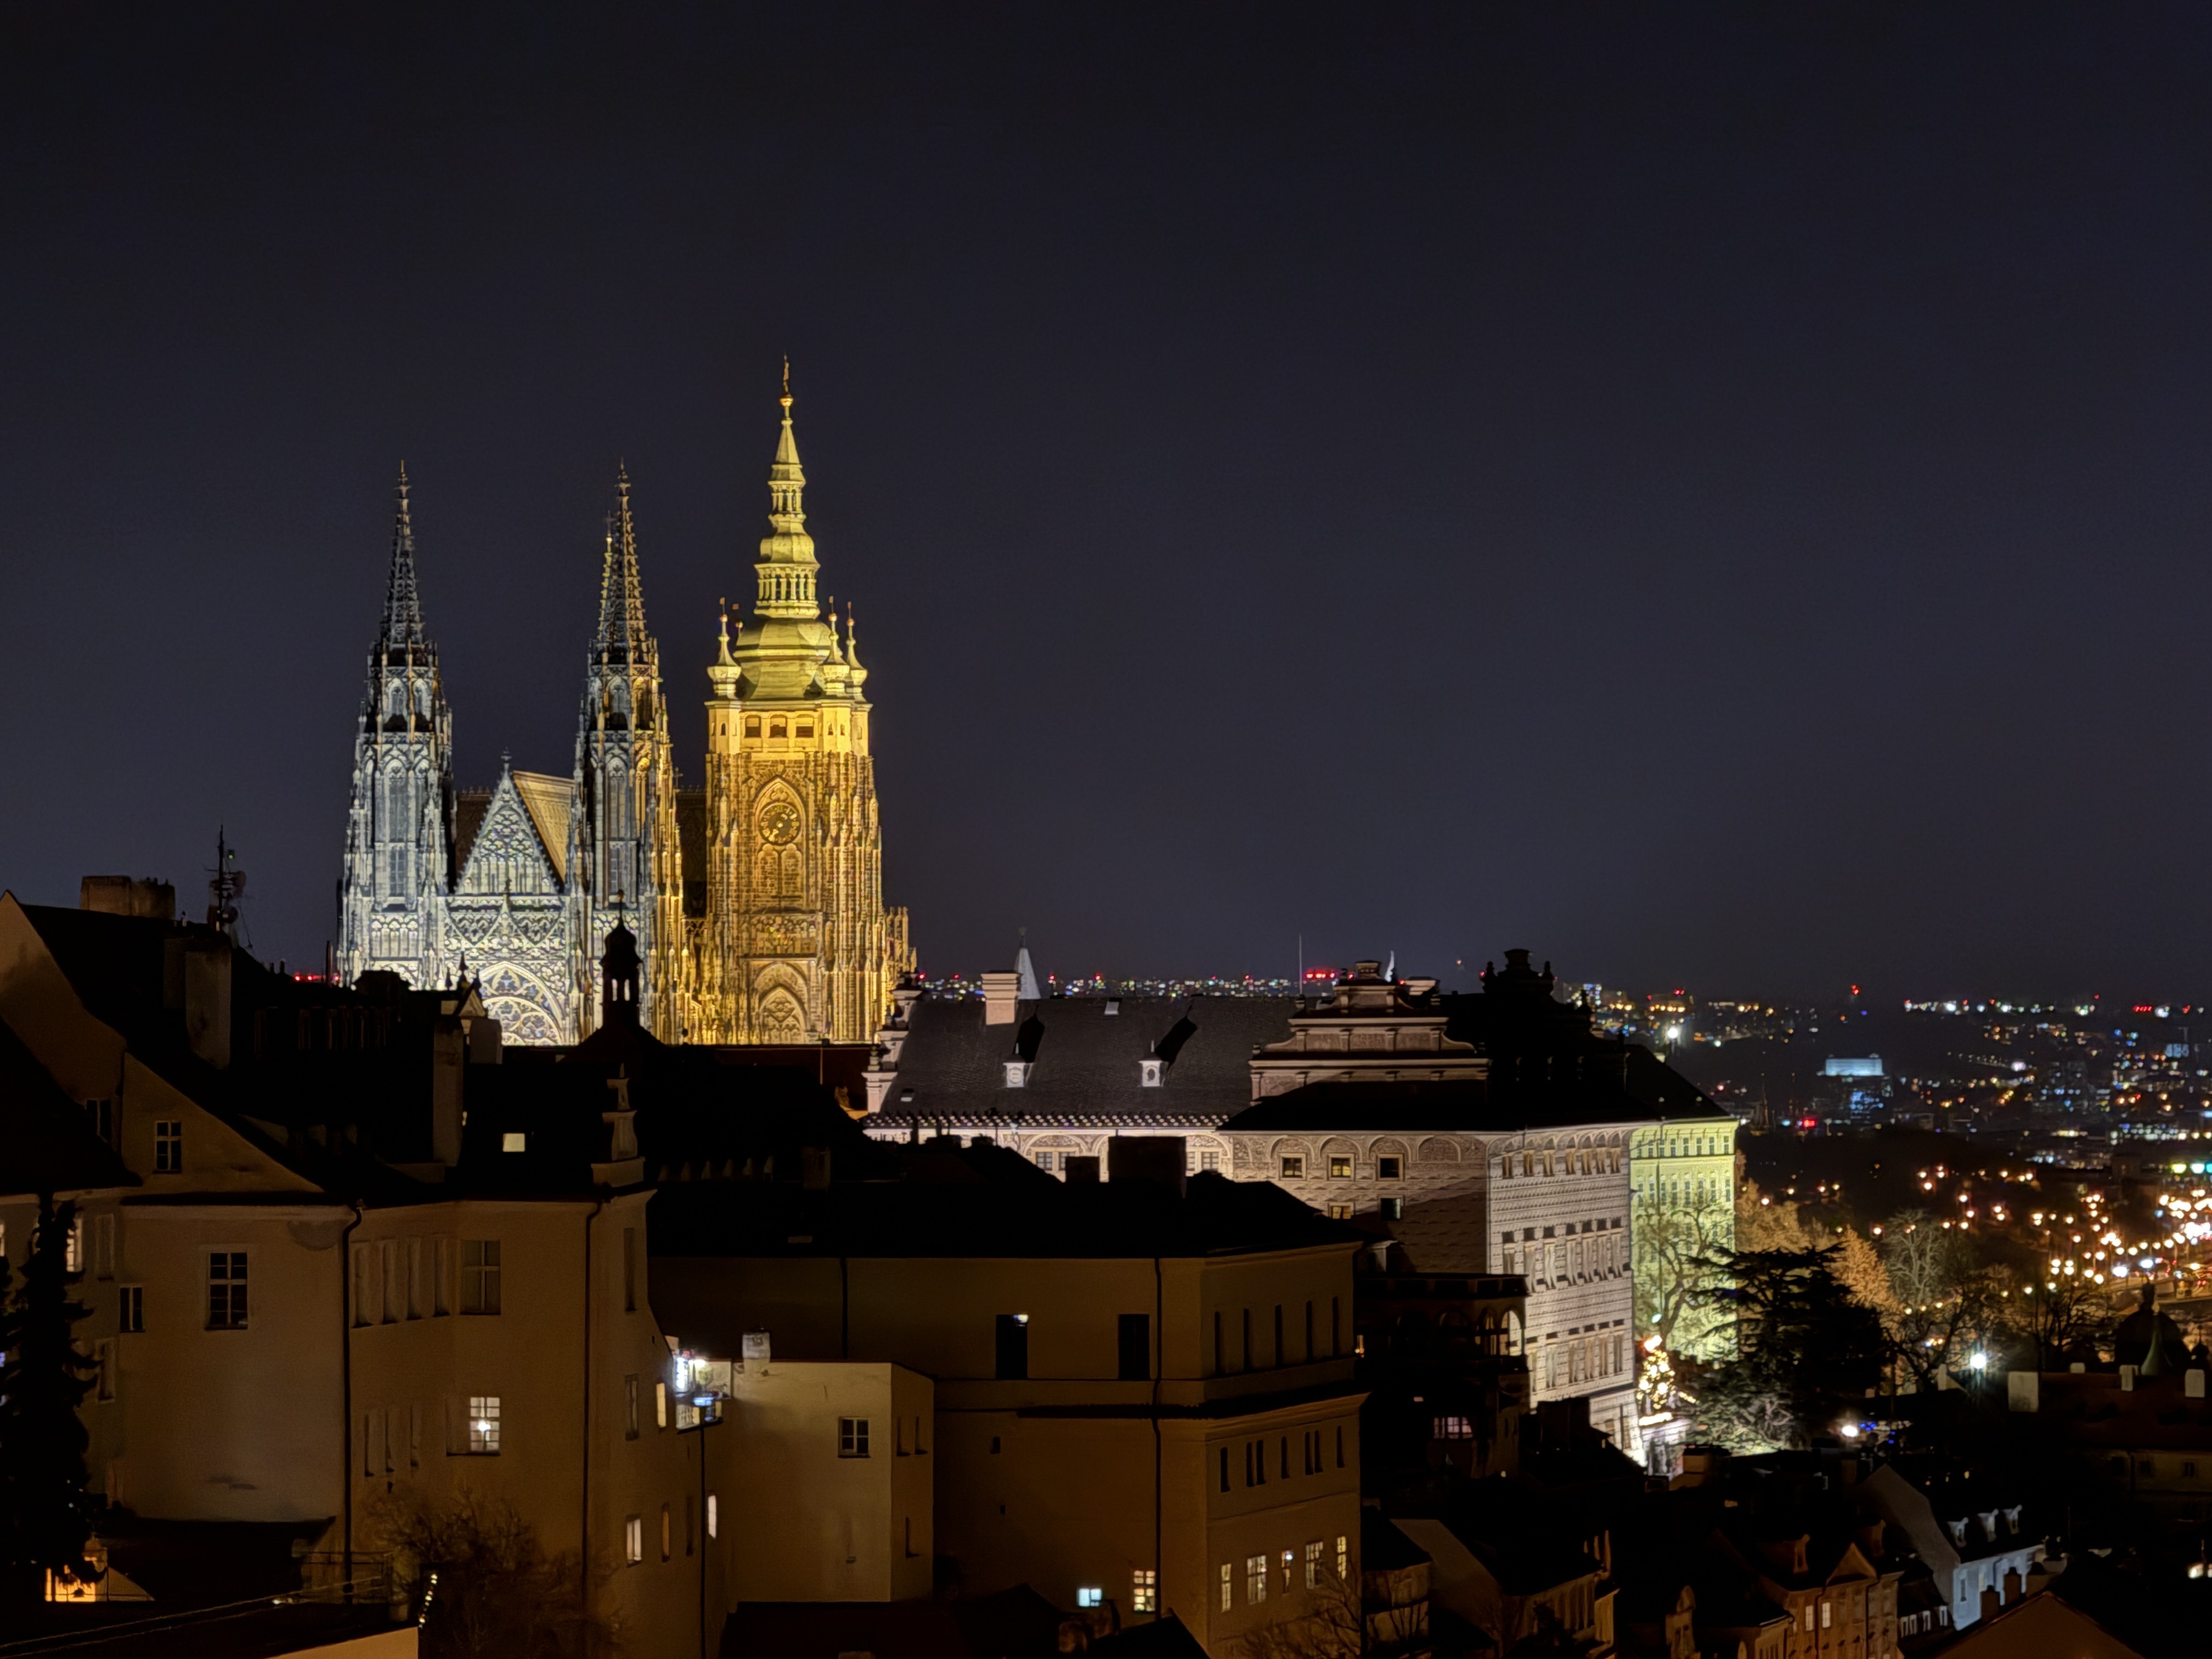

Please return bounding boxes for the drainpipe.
[840,1256,850,1359]
[340,1201,363,1600]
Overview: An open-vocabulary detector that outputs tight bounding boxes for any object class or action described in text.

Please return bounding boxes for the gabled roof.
[0,1018,136,1199]
[874,995,1295,1127]
[511,771,575,883]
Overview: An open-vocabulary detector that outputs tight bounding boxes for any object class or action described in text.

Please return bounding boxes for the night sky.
[7,4,2212,1001]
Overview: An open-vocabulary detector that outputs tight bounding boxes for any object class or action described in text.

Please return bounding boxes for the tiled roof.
[874,995,1294,1126]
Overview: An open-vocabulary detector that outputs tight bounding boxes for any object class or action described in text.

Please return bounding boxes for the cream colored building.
[1628,1111,1739,1358]
[0,893,698,1655]
[651,1146,1367,1651]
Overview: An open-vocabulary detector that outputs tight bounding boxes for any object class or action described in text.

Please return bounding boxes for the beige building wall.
[709,1361,933,1604]
[654,1240,1365,1644]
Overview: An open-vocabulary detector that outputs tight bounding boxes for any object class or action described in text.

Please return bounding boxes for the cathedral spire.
[597,466,650,658]
[380,464,428,653]
[756,368,820,618]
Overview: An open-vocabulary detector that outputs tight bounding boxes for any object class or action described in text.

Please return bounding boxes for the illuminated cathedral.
[334,390,911,1045]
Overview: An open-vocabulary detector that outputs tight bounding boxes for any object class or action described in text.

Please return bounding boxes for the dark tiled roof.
[723,1584,1065,1659]
[876,995,1293,1126]
[0,1018,137,1197]
[1222,1079,1649,1134]
[651,1164,1362,1262]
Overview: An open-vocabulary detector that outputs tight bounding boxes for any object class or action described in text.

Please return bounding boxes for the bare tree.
[368,1489,612,1659]
[1237,1568,1427,1659]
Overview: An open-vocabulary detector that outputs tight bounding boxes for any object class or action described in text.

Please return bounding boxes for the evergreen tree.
[0,1197,101,1605]
[1691,1245,1884,1452]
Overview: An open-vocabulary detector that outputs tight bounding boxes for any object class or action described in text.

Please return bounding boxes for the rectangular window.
[154,1121,182,1173]
[1329,1155,1353,1179]
[1242,1308,1252,1371]
[1118,1313,1150,1381]
[1077,1587,1102,1609]
[461,1240,501,1314]
[94,1338,115,1402]
[1305,1300,1314,1361]
[65,1214,82,1273]
[995,1313,1030,1379]
[407,1239,425,1318]
[839,1417,871,1457]
[1132,1568,1158,1613]
[382,1241,402,1322]
[93,1214,114,1279]
[1336,1534,1348,1579]
[1325,1202,1353,1220]
[1219,1564,1232,1612]
[1273,1305,1284,1367]
[118,1285,143,1333]
[1246,1554,1268,1605]
[707,1493,718,1539]
[1336,1425,1345,1468]
[351,1244,373,1326]
[1331,1296,1341,1356]
[656,1381,668,1429]
[1200,1151,1220,1172]
[660,1504,671,1561]
[466,1395,501,1454]
[434,1238,453,1316]
[207,1251,247,1328]
[1378,1156,1403,1180]
[1280,1436,1291,1479]
[624,1516,643,1565]
[1305,1540,1323,1588]
[623,1228,637,1312]
[1433,1415,1474,1440]
[1219,1447,1231,1492]
[1280,1155,1305,1178]
[625,1376,640,1440]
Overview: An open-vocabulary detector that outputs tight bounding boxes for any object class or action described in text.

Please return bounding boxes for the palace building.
[335,390,910,1044]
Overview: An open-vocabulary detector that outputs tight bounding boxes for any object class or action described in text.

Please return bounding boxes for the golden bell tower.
[699,374,912,1043]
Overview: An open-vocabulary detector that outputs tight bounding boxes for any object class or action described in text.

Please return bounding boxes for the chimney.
[2006,1370,2040,1413]
[80,876,176,918]
[183,935,232,1069]
[982,970,1022,1026]
[1108,1136,1187,1195]
[1979,1585,2001,1624]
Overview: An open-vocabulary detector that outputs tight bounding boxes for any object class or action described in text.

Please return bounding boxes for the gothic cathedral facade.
[335,396,910,1045]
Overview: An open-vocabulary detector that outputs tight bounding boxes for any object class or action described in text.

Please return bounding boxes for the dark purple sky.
[7,4,2212,1001]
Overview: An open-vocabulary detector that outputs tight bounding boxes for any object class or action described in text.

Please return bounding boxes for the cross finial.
[781,356,792,411]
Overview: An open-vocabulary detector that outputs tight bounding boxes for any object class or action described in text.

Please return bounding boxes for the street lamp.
[679,1394,724,1659]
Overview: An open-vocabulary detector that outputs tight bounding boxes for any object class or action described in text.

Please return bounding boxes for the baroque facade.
[336,393,909,1045]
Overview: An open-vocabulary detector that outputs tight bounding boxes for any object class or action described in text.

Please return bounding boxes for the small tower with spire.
[336,466,458,989]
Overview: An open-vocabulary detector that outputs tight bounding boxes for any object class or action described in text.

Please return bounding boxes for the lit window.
[65,1215,82,1273]
[1245,1554,1268,1605]
[624,1515,643,1565]
[1432,1415,1474,1440]
[656,1381,668,1429]
[1132,1569,1157,1613]
[154,1121,183,1173]
[1077,1587,1103,1609]
[1326,1204,1353,1220]
[1219,1564,1232,1611]
[467,1395,501,1453]
[1329,1156,1353,1179]
[1377,1156,1403,1180]
[661,1504,671,1561]
[707,1493,718,1539]
[207,1252,247,1329]
[1305,1540,1323,1588]
[1280,1155,1305,1178]
[1336,1534,1347,1579]
[501,1132,527,1154]
[1200,1151,1220,1172]
[839,1417,871,1457]
[461,1241,501,1314]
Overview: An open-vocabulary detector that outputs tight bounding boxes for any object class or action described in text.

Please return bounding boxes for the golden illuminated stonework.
[697,383,912,1042]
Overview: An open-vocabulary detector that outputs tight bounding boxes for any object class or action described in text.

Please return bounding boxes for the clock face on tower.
[759,800,802,847]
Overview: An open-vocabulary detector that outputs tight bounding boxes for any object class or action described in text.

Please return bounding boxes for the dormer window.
[1140,1058,1163,1088]
[1946,1520,1966,1545]
[1104,999,1120,1016]
[1004,1062,1032,1088]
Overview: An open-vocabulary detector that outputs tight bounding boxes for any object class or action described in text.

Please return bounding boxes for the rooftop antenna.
[206,828,246,941]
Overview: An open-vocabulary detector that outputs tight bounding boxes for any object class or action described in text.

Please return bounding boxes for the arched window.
[770,717,787,738]
[744,715,761,738]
